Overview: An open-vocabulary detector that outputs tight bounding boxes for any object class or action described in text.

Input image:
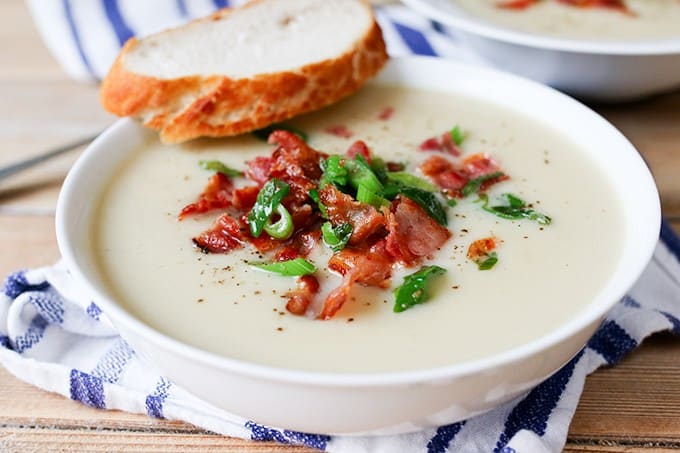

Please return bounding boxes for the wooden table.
[1,1,679,451]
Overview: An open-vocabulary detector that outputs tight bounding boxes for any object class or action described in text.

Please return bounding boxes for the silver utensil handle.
[0,133,100,182]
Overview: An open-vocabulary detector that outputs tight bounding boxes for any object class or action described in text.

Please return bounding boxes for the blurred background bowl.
[401,0,680,102]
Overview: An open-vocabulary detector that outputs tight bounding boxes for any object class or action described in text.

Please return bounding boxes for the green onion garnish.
[477,252,498,271]
[198,160,243,177]
[347,155,383,194]
[309,188,328,219]
[479,193,552,225]
[450,125,465,146]
[399,187,448,226]
[356,184,389,209]
[319,155,349,188]
[393,265,447,313]
[446,198,458,207]
[250,258,317,276]
[252,124,308,142]
[461,172,504,197]
[321,222,353,253]
[263,204,294,240]
[247,179,290,238]
[387,172,438,192]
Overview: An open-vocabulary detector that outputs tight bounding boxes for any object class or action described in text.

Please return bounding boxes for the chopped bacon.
[420,155,468,195]
[467,237,497,261]
[420,153,507,198]
[192,214,244,254]
[318,185,386,245]
[245,156,273,186]
[178,173,233,220]
[378,107,394,121]
[328,240,393,287]
[273,229,321,262]
[419,131,462,156]
[497,0,632,14]
[346,140,371,164]
[496,0,538,9]
[557,0,632,14]
[319,240,394,320]
[232,186,259,211]
[384,197,451,266]
[285,275,320,315]
[325,125,354,139]
[268,130,326,204]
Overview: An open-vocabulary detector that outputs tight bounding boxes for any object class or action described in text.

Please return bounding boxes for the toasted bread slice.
[100,0,388,143]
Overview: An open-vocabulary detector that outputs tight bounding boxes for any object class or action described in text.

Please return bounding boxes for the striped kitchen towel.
[3,222,679,452]
[7,1,679,452]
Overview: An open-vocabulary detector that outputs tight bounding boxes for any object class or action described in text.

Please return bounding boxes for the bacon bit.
[497,0,633,14]
[467,237,497,261]
[179,173,233,220]
[319,185,386,246]
[245,156,273,186]
[462,153,509,190]
[496,0,538,9]
[558,0,632,14]
[325,125,354,139]
[285,275,320,315]
[319,240,393,320]
[386,161,405,172]
[273,229,321,261]
[420,153,507,198]
[193,214,244,254]
[346,140,371,164]
[328,240,393,287]
[419,131,462,156]
[384,198,451,266]
[378,107,394,121]
[232,186,260,211]
[268,130,326,204]
[420,155,468,195]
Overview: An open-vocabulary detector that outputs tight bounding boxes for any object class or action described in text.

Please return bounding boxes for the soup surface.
[455,0,680,40]
[94,84,624,373]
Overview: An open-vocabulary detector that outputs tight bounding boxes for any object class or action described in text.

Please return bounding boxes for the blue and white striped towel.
[8,1,679,451]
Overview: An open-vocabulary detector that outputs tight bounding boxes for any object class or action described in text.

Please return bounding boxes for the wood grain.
[1,0,680,451]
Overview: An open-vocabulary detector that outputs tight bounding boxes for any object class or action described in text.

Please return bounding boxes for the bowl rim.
[401,0,680,56]
[56,56,661,387]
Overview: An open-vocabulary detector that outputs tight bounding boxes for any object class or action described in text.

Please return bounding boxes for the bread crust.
[100,1,388,143]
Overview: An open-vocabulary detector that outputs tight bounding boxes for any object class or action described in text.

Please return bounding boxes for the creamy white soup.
[455,0,680,40]
[93,84,623,373]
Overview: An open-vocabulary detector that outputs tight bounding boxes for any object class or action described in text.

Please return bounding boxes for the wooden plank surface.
[1,0,679,451]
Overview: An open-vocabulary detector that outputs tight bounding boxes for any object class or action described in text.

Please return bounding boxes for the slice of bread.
[100,0,388,143]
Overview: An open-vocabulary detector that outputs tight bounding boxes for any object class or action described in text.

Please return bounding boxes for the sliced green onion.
[450,125,465,146]
[369,157,389,183]
[319,155,349,188]
[321,222,353,253]
[356,183,389,209]
[346,156,383,194]
[461,171,504,197]
[252,124,308,142]
[263,204,294,240]
[250,258,317,276]
[446,198,458,207]
[399,187,448,226]
[477,252,498,271]
[479,193,552,226]
[247,179,290,238]
[387,172,438,192]
[198,160,243,177]
[393,265,447,313]
[309,188,328,219]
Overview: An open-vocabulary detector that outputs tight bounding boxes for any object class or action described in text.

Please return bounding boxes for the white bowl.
[56,57,660,435]
[401,0,680,102]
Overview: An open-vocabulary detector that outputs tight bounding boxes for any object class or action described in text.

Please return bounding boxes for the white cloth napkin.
[12,1,680,451]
